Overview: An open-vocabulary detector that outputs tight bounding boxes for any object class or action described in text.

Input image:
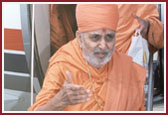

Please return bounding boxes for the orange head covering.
[76,4,119,32]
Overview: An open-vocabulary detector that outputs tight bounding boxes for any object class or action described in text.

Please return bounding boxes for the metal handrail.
[146,54,154,111]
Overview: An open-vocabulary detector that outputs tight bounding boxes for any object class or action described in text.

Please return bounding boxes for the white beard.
[80,38,114,69]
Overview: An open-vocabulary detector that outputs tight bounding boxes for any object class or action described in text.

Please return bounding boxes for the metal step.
[4,89,37,111]
[4,50,29,73]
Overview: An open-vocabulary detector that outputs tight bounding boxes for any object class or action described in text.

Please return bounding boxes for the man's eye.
[90,35,101,41]
[105,34,115,42]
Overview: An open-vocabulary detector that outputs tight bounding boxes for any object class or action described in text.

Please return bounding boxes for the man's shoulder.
[57,39,77,55]
[49,39,77,63]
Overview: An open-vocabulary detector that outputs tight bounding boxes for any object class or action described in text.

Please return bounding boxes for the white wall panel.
[3,3,21,29]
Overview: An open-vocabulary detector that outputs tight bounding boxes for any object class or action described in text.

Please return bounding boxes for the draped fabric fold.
[116,4,164,54]
[50,4,76,54]
[28,39,146,111]
[28,4,148,111]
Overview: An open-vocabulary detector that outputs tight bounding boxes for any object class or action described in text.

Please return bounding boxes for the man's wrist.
[48,90,67,110]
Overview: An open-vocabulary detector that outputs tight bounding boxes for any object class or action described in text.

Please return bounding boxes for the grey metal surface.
[32,4,51,86]
[4,89,37,111]
[20,4,32,72]
[34,4,50,75]
[20,4,50,87]
[160,4,164,23]
[153,98,164,111]
[146,55,154,111]
[4,53,29,73]
[4,73,30,92]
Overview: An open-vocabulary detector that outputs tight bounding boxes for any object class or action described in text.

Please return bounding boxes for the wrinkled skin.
[36,71,91,111]
[133,14,150,38]
[58,71,91,106]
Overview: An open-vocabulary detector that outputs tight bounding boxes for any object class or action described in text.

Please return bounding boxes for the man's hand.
[60,71,92,105]
[35,71,92,111]
[133,14,150,38]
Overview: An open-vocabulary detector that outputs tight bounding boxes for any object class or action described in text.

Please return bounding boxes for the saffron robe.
[116,4,164,54]
[28,39,146,111]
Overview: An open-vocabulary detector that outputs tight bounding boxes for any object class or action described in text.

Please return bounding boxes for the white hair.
[80,33,115,68]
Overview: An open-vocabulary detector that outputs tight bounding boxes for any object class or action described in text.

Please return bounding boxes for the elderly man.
[28,4,146,111]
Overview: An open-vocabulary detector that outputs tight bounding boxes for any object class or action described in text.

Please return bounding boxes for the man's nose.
[98,39,107,50]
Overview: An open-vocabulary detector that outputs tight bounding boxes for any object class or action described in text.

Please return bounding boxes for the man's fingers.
[63,71,92,105]
[133,14,146,33]
[69,93,92,105]
[65,71,72,84]
[69,85,84,91]
[72,89,91,96]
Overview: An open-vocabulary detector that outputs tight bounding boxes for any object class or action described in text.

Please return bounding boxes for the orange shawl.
[28,39,146,111]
